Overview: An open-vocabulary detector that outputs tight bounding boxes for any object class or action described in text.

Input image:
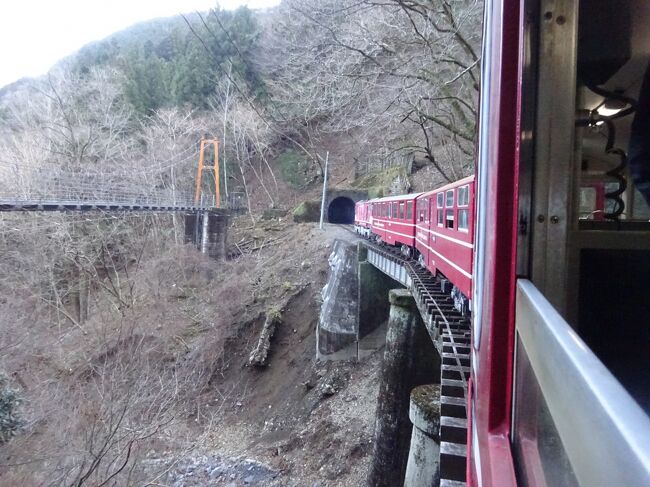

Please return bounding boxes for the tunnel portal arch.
[328,196,356,223]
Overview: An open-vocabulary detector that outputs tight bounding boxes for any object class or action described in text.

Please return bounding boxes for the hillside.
[0,1,482,484]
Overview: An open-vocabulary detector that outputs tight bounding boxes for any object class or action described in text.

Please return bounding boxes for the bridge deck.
[0,200,226,213]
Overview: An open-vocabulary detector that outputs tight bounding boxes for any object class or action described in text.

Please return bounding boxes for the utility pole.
[319,151,329,230]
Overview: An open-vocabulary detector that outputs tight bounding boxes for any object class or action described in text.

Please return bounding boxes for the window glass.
[458,185,470,207]
[445,209,454,229]
[446,190,455,207]
[399,203,405,219]
[437,193,444,208]
[437,209,444,226]
[512,337,579,487]
[392,202,398,218]
[458,209,469,231]
[406,201,413,220]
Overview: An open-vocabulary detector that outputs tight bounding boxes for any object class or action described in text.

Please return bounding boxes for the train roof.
[419,175,475,198]
[367,192,423,204]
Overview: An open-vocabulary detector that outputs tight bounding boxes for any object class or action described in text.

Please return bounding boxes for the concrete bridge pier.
[184,211,228,260]
[367,289,439,487]
[404,385,441,487]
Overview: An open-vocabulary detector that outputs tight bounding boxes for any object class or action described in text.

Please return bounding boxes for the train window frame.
[392,202,398,218]
[437,192,444,209]
[399,202,405,220]
[458,208,469,232]
[406,201,413,220]
[383,203,388,218]
[445,209,454,229]
[437,209,444,227]
[458,185,470,207]
[446,190,455,208]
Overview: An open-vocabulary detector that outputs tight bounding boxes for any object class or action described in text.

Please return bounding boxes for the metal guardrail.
[515,280,650,486]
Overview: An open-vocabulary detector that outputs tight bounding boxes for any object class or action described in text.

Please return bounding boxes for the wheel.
[401,245,412,258]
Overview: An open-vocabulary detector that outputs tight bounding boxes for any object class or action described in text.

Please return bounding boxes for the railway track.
[338,224,470,486]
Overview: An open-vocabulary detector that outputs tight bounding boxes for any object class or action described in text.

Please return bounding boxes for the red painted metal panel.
[467,0,521,485]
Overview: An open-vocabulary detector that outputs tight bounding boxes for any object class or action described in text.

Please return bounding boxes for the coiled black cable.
[580,85,638,221]
[601,118,627,220]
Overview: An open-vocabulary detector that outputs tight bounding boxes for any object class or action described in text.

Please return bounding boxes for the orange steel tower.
[194,137,220,207]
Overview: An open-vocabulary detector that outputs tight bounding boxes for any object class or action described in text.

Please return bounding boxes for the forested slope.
[0,2,482,484]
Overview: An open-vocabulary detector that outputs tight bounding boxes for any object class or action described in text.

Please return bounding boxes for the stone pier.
[367,289,439,487]
[318,240,360,360]
[404,384,441,487]
[184,211,229,260]
[318,241,401,361]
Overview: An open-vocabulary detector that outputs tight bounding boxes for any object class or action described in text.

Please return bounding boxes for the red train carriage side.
[354,200,372,237]
[415,176,475,300]
[369,193,421,253]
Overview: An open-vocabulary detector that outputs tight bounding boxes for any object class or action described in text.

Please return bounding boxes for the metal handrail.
[516,280,650,486]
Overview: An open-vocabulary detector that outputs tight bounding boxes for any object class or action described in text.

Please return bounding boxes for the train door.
[511,0,650,485]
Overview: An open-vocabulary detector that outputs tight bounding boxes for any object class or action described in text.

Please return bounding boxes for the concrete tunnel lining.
[328,196,356,224]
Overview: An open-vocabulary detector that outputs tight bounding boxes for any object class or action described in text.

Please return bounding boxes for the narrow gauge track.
[337,224,470,486]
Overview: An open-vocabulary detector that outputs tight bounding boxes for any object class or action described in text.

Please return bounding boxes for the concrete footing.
[404,385,441,487]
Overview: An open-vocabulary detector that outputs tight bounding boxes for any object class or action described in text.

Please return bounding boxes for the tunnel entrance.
[328,196,355,223]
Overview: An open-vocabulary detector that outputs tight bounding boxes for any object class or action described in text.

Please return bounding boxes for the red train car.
[415,176,475,300]
[369,193,420,253]
[354,200,372,237]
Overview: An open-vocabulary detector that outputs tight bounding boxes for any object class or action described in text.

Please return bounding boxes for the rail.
[358,234,470,484]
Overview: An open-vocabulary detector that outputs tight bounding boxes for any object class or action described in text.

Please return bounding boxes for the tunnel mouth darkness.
[328,196,355,224]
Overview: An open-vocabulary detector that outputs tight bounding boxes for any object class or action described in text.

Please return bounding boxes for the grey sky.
[0,0,279,88]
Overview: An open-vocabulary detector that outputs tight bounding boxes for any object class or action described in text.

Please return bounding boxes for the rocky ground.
[0,214,385,486]
[162,219,383,487]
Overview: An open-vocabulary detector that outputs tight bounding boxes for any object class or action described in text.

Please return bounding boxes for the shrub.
[277,150,313,188]
[0,373,23,444]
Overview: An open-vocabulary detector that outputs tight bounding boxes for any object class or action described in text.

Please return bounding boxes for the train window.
[445,209,454,229]
[458,209,469,232]
[399,203,405,219]
[437,192,444,208]
[437,209,444,227]
[406,201,413,220]
[383,204,387,217]
[458,185,470,207]
[512,338,579,487]
[446,190,454,207]
[392,202,398,218]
